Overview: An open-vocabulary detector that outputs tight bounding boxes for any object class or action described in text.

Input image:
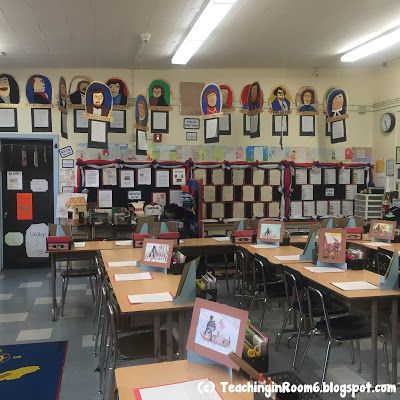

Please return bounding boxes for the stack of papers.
[212,237,231,241]
[134,379,222,400]
[115,240,133,246]
[251,244,277,249]
[331,281,379,290]
[274,255,301,261]
[73,242,86,248]
[114,272,152,282]
[128,292,173,304]
[108,260,137,268]
[304,267,344,273]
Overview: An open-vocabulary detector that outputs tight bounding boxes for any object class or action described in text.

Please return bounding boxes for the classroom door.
[1,139,54,269]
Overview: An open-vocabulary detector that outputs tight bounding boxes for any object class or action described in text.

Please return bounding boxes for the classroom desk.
[177,237,236,257]
[101,249,194,361]
[48,240,134,321]
[287,262,400,386]
[238,244,306,264]
[115,360,252,400]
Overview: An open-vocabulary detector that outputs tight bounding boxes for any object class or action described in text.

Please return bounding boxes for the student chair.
[275,266,348,370]
[298,285,389,384]
[233,249,255,308]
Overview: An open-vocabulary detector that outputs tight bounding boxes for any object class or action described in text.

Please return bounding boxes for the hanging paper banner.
[17,193,33,220]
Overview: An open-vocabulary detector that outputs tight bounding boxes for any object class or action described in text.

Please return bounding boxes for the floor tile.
[67,284,87,291]
[18,281,43,288]
[0,312,29,323]
[0,293,13,300]
[85,289,93,296]
[47,273,52,278]
[33,296,61,305]
[16,328,53,342]
[81,334,95,348]
[0,275,4,280]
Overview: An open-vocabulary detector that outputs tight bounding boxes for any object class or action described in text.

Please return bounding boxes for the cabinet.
[354,194,383,220]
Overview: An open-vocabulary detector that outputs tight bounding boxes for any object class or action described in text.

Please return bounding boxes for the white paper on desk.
[304,267,344,273]
[361,242,392,247]
[108,260,137,267]
[128,292,173,304]
[115,240,132,246]
[275,255,301,261]
[331,281,379,290]
[73,242,86,248]
[212,237,231,241]
[202,219,219,223]
[251,244,277,249]
[114,272,151,282]
[136,379,222,400]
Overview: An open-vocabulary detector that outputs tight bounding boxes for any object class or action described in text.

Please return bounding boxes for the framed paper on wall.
[119,170,134,188]
[74,109,89,133]
[396,147,400,164]
[386,159,394,177]
[186,131,197,141]
[109,109,126,133]
[151,110,169,134]
[31,108,52,132]
[0,108,18,132]
[88,119,108,149]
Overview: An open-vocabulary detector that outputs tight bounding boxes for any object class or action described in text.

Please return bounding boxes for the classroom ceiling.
[1,0,400,69]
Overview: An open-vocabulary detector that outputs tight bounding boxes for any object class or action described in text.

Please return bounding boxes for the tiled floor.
[0,267,398,400]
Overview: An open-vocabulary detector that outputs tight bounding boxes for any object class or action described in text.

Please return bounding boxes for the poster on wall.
[0,73,19,132]
[148,79,171,134]
[325,87,348,144]
[25,223,49,258]
[296,86,318,136]
[106,77,128,133]
[179,82,204,115]
[200,83,222,144]
[135,94,149,131]
[26,74,52,132]
[69,76,91,107]
[218,84,234,135]
[269,84,292,148]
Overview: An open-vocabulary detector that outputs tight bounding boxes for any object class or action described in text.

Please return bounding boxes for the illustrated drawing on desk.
[317,228,347,270]
[138,238,173,272]
[187,298,248,373]
[369,219,396,243]
[257,220,284,247]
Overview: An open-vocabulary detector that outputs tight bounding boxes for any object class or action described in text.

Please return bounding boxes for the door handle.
[3,211,7,220]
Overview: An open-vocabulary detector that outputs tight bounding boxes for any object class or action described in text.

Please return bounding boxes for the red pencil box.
[158,231,180,245]
[47,236,71,251]
[132,233,149,248]
[345,227,363,240]
[232,230,254,243]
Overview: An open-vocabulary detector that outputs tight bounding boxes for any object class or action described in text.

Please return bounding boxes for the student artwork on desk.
[187,298,248,369]
[369,220,396,241]
[0,74,19,132]
[135,94,149,130]
[296,86,318,136]
[269,84,292,146]
[26,75,52,106]
[318,228,346,264]
[84,81,113,121]
[140,238,173,269]
[257,220,284,243]
[69,76,91,106]
[325,87,348,144]
[106,77,128,108]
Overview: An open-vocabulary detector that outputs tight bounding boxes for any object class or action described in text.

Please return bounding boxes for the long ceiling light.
[341,23,400,62]
[172,0,237,65]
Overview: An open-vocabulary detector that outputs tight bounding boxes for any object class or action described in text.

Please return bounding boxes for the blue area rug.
[0,341,67,400]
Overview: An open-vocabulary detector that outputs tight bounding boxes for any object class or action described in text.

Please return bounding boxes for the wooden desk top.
[288,262,400,300]
[238,244,307,264]
[178,237,235,248]
[290,235,308,244]
[115,360,252,400]
[48,240,134,254]
[100,249,194,313]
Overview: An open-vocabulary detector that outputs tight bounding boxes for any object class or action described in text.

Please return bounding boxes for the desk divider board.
[380,252,399,290]
[173,258,198,304]
[299,232,316,261]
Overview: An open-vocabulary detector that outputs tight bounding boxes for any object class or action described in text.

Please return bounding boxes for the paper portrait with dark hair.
[149,79,171,134]
[58,76,68,138]
[84,81,113,122]
[200,83,221,144]
[0,74,19,132]
[106,77,128,132]
[69,76,91,107]
[218,84,233,135]
[325,87,348,144]
[135,94,149,131]
[26,74,52,132]
[269,84,292,147]
[240,84,251,135]
[296,86,318,136]
[246,81,264,116]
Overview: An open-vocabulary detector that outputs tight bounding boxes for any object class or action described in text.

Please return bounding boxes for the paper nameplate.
[108,260,137,268]
[304,267,344,273]
[274,255,301,261]
[251,244,277,249]
[331,281,379,290]
[128,292,173,304]
[114,272,152,282]
[73,242,86,248]
[212,237,231,241]
[361,242,392,247]
[134,379,222,400]
[115,240,133,246]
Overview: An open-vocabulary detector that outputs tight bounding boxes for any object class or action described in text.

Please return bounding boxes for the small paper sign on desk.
[212,237,231,241]
[114,272,151,282]
[108,260,137,268]
[331,281,379,290]
[304,267,344,273]
[274,255,301,261]
[128,292,173,304]
[251,244,277,249]
[115,240,132,246]
[73,242,86,248]
[361,242,392,247]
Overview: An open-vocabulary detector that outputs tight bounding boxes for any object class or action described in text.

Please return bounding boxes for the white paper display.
[153,112,167,130]
[169,190,183,206]
[269,169,281,186]
[137,130,148,151]
[309,168,321,185]
[303,201,315,217]
[295,169,308,185]
[331,281,379,291]
[7,171,23,190]
[98,190,112,208]
[110,110,125,129]
[345,185,357,200]
[91,120,107,142]
[338,169,351,185]
[324,169,336,185]
[342,200,354,216]
[353,169,365,185]
[5,232,23,246]
[301,115,314,132]
[219,114,230,131]
[108,260,137,267]
[137,168,152,185]
[316,201,328,216]
[156,170,170,187]
[102,168,117,186]
[329,200,341,216]
[30,179,48,192]
[85,170,100,187]
[172,168,186,186]
[128,292,173,304]
[120,170,135,188]
[205,118,218,139]
[114,272,152,282]
[268,202,280,218]
[25,223,48,258]
[33,108,49,128]
[128,191,141,200]
[290,201,303,218]
[301,185,313,200]
[0,108,15,127]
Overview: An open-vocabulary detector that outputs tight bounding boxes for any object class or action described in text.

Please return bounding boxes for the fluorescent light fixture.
[172,0,237,65]
[341,26,400,62]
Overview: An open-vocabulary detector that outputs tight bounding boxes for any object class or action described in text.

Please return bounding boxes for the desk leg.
[51,253,59,321]
[391,298,398,384]
[371,299,378,386]
[166,311,173,361]
[154,313,160,362]
[178,311,186,360]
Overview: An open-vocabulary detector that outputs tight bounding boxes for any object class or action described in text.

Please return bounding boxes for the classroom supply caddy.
[354,193,383,221]
[132,233,149,248]
[243,323,269,374]
[232,229,254,243]
[46,236,71,251]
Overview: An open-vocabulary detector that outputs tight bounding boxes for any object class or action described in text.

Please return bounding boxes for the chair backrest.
[48,223,71,237]
[282,266,306,312]
[307,285,333,337]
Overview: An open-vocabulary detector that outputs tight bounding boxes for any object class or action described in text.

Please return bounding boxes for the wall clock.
[380,112,395,133]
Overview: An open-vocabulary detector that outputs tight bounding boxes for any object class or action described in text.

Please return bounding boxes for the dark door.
[1,139,55,268]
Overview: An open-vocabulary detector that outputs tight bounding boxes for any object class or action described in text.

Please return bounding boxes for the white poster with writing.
[25,223,49,258]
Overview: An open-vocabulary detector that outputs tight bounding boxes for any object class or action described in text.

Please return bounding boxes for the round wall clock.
[380,112,395,133]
